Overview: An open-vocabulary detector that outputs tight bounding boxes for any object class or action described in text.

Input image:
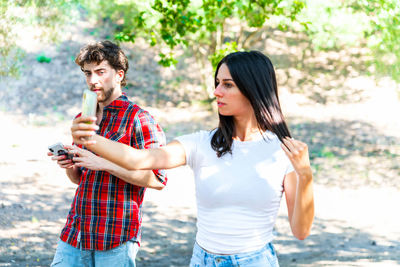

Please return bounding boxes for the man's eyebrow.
[83,68,106,72]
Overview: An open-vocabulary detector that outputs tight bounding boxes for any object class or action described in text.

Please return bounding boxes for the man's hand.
[70,116,98,146]
[68,145,108,171]
[67,145,164,189]
[47,149,74,169]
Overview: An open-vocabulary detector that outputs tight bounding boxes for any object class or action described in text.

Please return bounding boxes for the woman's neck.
[232,114,259,141]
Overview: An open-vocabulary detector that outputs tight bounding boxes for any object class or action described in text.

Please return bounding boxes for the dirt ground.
[1,20,400,267]
[0,106,399,267]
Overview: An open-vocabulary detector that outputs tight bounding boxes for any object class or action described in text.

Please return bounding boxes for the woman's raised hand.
[281,137,312,180]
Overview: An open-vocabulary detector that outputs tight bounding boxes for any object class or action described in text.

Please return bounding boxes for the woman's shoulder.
[175,129,215,144]
[183,129,215,142]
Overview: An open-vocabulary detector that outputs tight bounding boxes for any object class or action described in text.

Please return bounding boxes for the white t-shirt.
[176,130,294,254]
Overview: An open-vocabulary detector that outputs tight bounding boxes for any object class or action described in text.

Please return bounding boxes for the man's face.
[82,60,123,105]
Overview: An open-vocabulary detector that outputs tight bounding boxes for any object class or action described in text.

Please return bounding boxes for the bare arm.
[68,145,165,190]
[65,166,81,185]
[281,137,314,240]
[70,116,187,170]
[104,162,164,190]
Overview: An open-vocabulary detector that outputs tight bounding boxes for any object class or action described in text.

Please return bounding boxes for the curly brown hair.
[75,41,129,87]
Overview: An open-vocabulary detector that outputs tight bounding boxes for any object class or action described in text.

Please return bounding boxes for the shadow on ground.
[288,117,400,188]
[0,176,74,266]
[138,202,197,267]
[163,115,400,188]
[276,215,400,266]
[0,114,399,266]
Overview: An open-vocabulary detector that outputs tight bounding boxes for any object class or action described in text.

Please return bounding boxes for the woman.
[70,51,314,266]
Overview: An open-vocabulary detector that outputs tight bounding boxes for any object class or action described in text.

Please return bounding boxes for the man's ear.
[116,70,124,83]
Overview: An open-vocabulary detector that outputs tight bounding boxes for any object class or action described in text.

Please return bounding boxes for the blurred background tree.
[1,0,399,89]
[0,0,81,78]
[93,0,307,99]
[349,0,400,82]
[299,0,400,82]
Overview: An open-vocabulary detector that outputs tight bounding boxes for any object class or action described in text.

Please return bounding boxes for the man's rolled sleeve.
[133,110,167,185]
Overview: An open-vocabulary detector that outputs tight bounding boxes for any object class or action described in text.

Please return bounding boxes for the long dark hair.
[211,51,291,157]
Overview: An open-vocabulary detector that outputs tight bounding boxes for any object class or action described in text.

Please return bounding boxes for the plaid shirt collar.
[103,92,129,113]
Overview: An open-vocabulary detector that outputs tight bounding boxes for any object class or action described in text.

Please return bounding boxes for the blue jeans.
[50,239,139,267]
[190,242,279,267]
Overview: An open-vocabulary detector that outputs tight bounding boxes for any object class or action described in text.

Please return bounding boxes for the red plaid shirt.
[60,93,167,250]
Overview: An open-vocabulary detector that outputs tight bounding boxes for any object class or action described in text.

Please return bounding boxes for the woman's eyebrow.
[216,78,234,81]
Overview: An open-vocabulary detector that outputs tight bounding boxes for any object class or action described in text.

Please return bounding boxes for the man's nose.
[88,74,99,85]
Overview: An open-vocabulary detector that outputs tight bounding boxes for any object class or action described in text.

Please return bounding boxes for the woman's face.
[214,63,253,117]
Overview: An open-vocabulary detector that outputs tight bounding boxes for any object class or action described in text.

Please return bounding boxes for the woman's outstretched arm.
[281,137,315,240]
[70,116,187,170]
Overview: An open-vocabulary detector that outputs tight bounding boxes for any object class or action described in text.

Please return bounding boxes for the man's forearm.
[103,160,164,190]
[66,167,81,185]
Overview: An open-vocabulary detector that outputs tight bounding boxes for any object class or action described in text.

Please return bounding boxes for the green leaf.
[36,53,51,63]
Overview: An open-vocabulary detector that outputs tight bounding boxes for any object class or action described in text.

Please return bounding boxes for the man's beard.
[94,86,115,104]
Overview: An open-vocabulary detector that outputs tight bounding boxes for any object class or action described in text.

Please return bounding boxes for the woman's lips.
[217,101,225,107]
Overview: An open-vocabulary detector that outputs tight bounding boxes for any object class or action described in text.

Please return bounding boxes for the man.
[48,40,166,267]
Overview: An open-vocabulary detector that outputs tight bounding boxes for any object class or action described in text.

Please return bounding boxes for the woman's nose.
[214,85,222,97]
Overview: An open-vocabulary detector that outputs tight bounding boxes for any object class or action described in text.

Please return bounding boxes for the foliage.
[300,0,400,83]
[0,0,81,77]
[299,0,369,50]
[209,41,239,70]
[36,53,52,63]
[0,0,24,77]
[112,0,306,64]
[2,0,399,89]
[102,0,307,96]
[349,0,400,82]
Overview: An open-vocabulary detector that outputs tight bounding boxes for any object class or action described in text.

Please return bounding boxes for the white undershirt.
[176,130,294,254]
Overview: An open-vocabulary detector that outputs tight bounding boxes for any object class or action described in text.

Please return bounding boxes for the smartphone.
[48,142,73,160]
